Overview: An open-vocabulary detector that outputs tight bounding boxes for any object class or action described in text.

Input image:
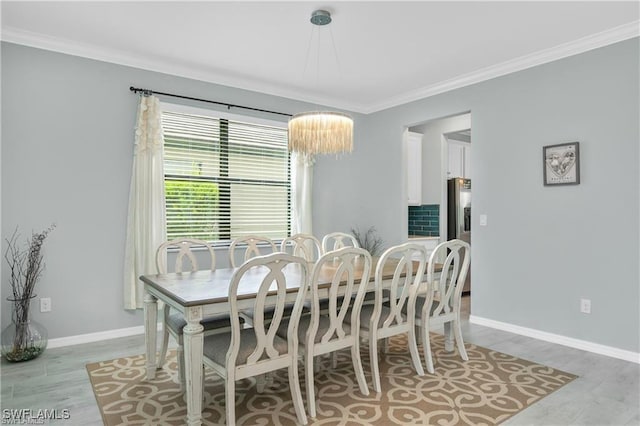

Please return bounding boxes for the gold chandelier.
[288,10,354,155]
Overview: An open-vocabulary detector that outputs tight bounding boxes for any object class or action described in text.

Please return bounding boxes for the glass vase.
[1,297,48,362]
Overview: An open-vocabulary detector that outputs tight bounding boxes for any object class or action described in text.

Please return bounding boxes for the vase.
[1,297,48,362]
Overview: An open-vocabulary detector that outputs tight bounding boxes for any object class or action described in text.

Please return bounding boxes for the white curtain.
[291,152,314,235]
[123,95,166,310]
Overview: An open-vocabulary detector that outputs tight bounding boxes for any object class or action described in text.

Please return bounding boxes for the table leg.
[444,321,454,352]
[183,306,204,426]
[144,292,158,380]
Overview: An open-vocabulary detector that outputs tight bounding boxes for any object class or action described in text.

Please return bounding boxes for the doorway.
[406,112,471,294]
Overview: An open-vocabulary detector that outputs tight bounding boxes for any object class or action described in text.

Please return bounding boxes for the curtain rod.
[129,86,292,118]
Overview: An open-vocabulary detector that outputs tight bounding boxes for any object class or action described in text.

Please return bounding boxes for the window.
[161,106,291,243]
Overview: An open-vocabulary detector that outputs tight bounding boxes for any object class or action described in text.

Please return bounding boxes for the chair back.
[228,235,277,268]
[321,231,359,254]
[280,233,322,262]
[425,239,470,318]
[374,242,427,331]
[227,253,309,366]
[155,238,216,274]
[309,247,372,345]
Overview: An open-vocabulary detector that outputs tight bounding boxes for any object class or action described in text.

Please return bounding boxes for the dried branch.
[3,224,55,354]
[351,226,384,257]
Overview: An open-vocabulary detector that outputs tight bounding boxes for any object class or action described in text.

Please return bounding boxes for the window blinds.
[162,110,290,242]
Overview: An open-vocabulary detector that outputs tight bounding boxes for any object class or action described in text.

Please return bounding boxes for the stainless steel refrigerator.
[447,178,471,293]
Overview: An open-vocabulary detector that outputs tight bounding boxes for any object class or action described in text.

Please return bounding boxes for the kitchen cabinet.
[406,132,422,206]
[447,141,471,179]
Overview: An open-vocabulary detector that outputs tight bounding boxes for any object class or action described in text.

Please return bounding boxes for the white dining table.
[140,258,447,426]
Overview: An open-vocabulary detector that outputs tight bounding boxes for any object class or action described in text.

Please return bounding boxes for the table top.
[140,257,440,307]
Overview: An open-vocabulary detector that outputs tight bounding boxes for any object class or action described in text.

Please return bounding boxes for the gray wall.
[2,38,638,354]
[0,42,361,338]
[347,38,640,352]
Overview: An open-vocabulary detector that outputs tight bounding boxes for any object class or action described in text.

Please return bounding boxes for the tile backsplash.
[408,204,439,237]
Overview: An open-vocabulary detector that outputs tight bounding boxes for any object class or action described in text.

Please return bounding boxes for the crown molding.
[2,21,638,114]
[0,26,314,110]
[363,20,640,113]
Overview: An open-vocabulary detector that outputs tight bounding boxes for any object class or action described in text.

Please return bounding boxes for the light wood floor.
[1,296,638,425]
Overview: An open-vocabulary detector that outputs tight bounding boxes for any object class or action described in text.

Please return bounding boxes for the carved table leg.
[144,292,158,380]
[183,306,204,426]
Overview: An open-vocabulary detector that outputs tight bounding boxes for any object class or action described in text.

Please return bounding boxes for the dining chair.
[321,231,377,307]
[155,238,240,391]
[276,247,372,418]
[228,235,277,268]
[319,231,361,313]
[413,239,470,374]
[321,231,359,254]
[280,233,322,263]
[347,242,427,392]
[201,252,309,426]
[230,235,282,327]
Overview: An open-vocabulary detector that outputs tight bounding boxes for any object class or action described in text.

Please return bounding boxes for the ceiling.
[2,1,638,113]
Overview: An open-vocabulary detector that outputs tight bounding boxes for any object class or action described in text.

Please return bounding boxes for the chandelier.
[288,10,354,155]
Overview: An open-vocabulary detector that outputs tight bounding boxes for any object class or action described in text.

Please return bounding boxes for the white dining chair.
[230,235,282,327]
[413,239,470,374]
[321,231,359,254]
[155,238,239,391]
[201,252,309,425]
[319,231,361,314]
[322,231,383,312]
[348,242,427,392]
[280,233,322,263]
[228,235,277,268]
[276,247,372,418]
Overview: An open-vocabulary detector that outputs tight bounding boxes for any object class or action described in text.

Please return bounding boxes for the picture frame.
[543,142,580,186]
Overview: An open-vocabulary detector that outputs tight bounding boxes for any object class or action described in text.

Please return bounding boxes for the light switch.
[479,214,488,226]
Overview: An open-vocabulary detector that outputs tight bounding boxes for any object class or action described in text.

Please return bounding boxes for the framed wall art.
[543,142,580,186]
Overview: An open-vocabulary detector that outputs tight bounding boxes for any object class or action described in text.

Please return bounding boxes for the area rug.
[86,334,576,425]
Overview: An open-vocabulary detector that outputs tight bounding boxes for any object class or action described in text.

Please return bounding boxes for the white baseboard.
[47,324,162,349]
[46,316,640,364]
[469,315,640,364]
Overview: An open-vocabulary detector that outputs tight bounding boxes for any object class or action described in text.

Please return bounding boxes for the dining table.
[140,256,446,425]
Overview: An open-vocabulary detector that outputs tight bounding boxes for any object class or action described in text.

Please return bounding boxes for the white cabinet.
[447,141,471,179]
[406,132,422,206]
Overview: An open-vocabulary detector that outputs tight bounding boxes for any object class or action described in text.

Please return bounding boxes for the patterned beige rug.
[86,334,576,425]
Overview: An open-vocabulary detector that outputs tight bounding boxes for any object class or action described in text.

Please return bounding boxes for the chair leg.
[202,365,206,396]
[350,342,369,396]
[408,326,425,376]
[443,321,454,352]
[158,304,172,367]
[225,378,236,426]
[177,344,186,392]
[330,352,338,369]
[158,328,170,368]
[369,334,381,393]
[256,373,267,393]
[381,337,389,353]
[453,318,468,361]
[422,325,435,374]
[305,352,317,418]
[288,360,308,425]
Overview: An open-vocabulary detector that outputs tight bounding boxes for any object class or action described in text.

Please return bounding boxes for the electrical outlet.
[580,298,591,314]
[40,297,51,313]
[479,214,488,226]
